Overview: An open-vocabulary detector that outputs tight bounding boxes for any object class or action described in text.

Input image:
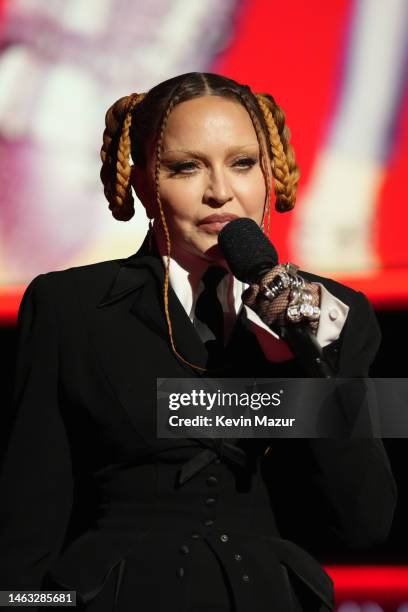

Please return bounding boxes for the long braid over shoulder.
[100,92,146,221]
[150,93,199,370]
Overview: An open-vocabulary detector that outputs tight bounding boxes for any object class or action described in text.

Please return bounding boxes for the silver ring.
[285,262,299,276]
[299,289,313,304]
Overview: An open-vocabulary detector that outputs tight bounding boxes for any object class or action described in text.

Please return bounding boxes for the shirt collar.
[161,253,247,322]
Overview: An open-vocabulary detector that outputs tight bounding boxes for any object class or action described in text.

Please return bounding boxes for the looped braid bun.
[100,92,146,221]
[255,93,300,212]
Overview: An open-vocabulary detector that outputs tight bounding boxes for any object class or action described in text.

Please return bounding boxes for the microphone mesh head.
[218,218,278,283]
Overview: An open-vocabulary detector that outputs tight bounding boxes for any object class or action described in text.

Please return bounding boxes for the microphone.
[218,218,335,378]
[218,217,279,282]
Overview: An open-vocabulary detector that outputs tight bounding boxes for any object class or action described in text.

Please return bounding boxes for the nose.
[203,167,233,207]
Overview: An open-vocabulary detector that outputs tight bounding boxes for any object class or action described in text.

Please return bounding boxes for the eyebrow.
[162,144,259,156]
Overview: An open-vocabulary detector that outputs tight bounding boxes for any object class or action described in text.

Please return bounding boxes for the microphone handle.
[277,323,336,379]
[252,266,335,378]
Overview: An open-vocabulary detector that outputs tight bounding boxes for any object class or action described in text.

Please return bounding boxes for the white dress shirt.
[162,255,349,363]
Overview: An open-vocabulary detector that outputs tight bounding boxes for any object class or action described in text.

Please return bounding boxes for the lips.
[198,214,239,234]
[199,214,239,225]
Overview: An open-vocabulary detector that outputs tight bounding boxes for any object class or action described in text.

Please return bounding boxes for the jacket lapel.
[97,236,209,372]
[129,264,209,370]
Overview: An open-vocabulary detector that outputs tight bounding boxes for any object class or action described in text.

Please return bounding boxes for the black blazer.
[0,234,397,612]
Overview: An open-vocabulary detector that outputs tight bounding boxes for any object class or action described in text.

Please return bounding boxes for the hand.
[242,264,321,333]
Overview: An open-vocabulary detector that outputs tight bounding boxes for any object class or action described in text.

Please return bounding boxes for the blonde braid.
[255,94,300,213]
[100,92,146,220]
[153,95,208,373]
[236,90,273,235]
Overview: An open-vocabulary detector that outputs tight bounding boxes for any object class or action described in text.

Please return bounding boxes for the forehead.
[162,96,258,150]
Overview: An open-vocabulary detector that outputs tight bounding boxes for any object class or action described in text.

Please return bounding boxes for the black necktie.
[193,266,228,365]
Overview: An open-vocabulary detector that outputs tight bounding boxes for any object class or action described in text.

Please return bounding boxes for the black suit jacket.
[0,234,397,612]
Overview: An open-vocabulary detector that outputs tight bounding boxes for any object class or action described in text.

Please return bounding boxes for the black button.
[205,497,216,507]
[203,518,215,526]
[177,567,185,578]
[242,574,250,582]
[179,545,190,555]
[220,534,229,543]
[191,532,201,539]
[206,476,218,486]
[234,553,242,561]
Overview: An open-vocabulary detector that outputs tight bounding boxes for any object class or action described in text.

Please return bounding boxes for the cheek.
[159,178,201,222]
[237,168,267,215]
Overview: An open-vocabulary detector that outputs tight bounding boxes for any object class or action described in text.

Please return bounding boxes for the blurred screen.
[0,0,407,311]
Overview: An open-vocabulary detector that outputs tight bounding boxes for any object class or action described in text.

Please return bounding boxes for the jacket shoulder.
[26,259,124,304]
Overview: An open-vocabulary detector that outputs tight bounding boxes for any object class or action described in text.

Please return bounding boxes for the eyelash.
[167,157,258,176]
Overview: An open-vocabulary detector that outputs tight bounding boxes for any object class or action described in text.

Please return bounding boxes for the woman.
[0,73,397,612]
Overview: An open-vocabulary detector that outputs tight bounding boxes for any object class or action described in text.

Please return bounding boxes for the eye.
[232,157,258,170]
[165,156,258,176]
[167,161,198,175]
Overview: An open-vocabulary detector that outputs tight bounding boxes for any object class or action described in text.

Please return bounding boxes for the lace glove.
[241,263,321,334]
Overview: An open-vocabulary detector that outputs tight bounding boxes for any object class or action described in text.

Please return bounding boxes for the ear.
[130,165,155,219]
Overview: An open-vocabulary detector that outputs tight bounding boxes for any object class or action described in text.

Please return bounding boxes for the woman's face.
[135,95,269,264]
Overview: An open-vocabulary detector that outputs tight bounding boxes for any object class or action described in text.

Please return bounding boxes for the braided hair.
[100,72,300,371]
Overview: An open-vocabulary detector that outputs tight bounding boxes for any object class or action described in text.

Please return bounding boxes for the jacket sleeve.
[0,274,73,589]
[244,282,349,357]
[266,291,398,552]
